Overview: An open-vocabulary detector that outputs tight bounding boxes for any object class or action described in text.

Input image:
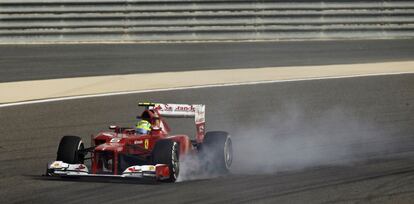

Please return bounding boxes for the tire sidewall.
[152,139,180,182]
[56,135,84,164]
[202,131,233,174]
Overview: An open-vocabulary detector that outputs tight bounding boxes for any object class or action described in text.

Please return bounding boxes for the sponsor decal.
[110,138,121,143]
[127,167,141,172]
[154,104,196,112]
[134,140,143,144]
[198,124,205,133]
[52,162,61,168]
[144,139,149,149]
[174,105,195,112]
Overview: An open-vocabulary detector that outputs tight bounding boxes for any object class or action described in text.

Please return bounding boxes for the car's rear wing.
[138,102,205,123]
[139,102,206,142]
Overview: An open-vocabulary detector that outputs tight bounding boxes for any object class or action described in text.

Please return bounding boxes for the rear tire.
[152,139,180,182]
[201,131,233,174]
[56,135,85,164]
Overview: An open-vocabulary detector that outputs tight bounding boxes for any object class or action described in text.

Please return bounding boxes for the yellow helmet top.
[136,120,151,131]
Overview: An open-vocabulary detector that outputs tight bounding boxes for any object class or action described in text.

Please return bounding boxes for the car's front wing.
[45,161,170,181]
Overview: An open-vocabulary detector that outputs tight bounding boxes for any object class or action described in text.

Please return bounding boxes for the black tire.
[201,131,233,174]
[152,139,180,182]
[56,135,85,164]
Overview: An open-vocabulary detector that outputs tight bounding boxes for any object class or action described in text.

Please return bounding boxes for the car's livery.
[46,102,232,182]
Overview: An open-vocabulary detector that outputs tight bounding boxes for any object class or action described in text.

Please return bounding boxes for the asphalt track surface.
[1,73,414,203]
[1,39,414,82]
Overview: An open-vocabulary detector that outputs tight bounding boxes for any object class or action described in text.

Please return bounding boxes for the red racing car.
[46,102,233,182]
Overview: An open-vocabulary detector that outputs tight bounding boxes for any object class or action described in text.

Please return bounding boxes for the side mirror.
[109,125,118,130]
[151,126,162,131]
[109,125,121,133]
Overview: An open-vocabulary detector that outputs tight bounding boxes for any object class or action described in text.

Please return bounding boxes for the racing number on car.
[144,139,149,149]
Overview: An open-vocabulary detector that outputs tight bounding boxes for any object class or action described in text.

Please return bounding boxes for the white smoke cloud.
[231,104,394,174]
[177,143,229,182]
[177,103,397,181]
[177,154,215,182]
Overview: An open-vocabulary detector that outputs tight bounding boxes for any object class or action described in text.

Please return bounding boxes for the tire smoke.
[230,105,396,174]
[177,151,224,182]
[177,104,398,181]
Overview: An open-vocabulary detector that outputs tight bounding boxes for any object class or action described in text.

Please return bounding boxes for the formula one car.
[46,103,232,182]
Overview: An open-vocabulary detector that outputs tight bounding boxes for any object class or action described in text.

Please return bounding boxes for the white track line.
[0,71,412,108]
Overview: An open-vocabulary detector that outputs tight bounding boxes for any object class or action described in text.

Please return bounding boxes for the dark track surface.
[1,74,414,203]
[1,39,414,82]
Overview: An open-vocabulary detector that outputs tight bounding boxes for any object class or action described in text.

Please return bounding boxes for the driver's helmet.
[136,120,151,134]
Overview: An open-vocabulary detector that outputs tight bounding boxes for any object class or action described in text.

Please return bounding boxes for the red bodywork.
[89,109,204,175]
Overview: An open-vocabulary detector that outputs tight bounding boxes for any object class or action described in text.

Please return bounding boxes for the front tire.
[56,135,85,164]
[152,139,180,182]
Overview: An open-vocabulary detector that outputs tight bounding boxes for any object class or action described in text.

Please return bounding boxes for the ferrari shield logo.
[144,139,149,149]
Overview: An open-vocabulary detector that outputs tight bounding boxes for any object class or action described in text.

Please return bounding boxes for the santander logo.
[155,104,195,112]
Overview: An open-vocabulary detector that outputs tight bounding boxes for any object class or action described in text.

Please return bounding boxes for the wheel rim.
[77,141,85,164]
[224,137,233,169]
[171,142,179,179]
